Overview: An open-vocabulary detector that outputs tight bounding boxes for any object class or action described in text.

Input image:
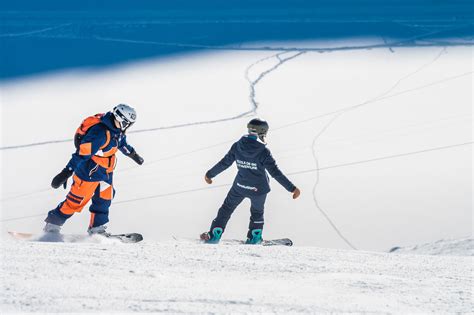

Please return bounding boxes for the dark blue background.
[1,0,472,80]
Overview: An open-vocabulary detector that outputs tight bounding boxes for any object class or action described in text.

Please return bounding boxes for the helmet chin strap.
[113,117,129,132]
[121,123,131,133]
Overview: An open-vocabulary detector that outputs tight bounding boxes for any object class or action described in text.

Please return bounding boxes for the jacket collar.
[245,134,266,145]
[101,112,122,134]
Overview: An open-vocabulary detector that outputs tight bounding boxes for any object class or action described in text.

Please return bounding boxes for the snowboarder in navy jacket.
[201,118,301,244]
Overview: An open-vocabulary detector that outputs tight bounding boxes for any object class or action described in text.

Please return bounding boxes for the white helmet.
[112,104,136,131]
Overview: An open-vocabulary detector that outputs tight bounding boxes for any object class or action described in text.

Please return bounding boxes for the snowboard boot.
[200,227,223,244]
[246,229,263,245]
[88,225,110,237]
[43,222,62,233]
[40,223,64,242]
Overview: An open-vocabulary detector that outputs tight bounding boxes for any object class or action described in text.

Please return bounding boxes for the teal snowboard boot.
[200,227,223,244]
[245,229,263,245]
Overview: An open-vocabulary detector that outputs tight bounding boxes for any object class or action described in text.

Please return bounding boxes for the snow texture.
[0,238,472,313]
[390,237,474,257]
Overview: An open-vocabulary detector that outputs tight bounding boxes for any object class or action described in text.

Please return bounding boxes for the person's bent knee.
[59,199,85,215]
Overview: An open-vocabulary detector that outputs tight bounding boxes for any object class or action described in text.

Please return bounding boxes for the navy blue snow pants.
[210,187,267,237]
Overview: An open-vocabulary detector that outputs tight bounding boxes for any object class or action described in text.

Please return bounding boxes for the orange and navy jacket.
[66,112,135,182]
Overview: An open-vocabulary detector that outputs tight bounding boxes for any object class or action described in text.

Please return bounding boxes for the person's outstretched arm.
[263,149,300,199]
[119,135,144,165]
[205,143,237,184]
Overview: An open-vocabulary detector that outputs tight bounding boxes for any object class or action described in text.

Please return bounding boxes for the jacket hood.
[101,112,122,134]
[236,135,266,159]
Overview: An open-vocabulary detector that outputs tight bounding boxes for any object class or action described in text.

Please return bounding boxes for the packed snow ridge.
[390,237,473,256]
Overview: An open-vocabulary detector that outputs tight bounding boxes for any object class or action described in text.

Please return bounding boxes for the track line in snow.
[294,141,474,174]
[0,105,256,150]
[245,51,306,112]
[307,48,449,250]
[2,141,472,222]
[1,50,306,201]
[310,114,358,250]
[88,23,472,51]
[382,36,395,53]
[0,52,308,151]
[2,23,471,151]
[0,23,72,38]
[123,69,473,174]
[1,70,470,202]
[123,51,305,171]
[38,33,474,51]
[273,70,473,131]
[131,111,254,134]
[0,188,51,203]
[3,66,469,151]
[0,114,253,150]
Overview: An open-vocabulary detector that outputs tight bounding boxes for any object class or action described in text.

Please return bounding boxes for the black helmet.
[247,118,269,141]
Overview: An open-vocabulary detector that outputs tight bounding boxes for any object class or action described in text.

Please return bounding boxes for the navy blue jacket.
[206,135,296,196]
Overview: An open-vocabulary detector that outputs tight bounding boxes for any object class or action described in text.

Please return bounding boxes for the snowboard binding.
[200,227,223,244]
[245,229,263,245]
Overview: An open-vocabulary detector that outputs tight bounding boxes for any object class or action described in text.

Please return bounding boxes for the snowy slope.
[0,238,472,313]
[1,45,472,252]
[1,4,473,313]
[390,237,474,257]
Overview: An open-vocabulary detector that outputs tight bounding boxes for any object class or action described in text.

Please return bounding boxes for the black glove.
[51,167,73,189]
[128,150,144,165]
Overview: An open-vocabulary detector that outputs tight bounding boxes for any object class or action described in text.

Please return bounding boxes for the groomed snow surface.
[391,237,474,257]
[0,238,472,313]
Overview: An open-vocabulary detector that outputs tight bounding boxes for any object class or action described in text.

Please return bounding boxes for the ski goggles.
[114,111,134,131]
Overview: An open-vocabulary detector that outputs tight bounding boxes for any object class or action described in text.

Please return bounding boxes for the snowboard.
[8,231,143,244]
[222,238,293,247]
[261,238,293,246]
[174,236,293,246]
